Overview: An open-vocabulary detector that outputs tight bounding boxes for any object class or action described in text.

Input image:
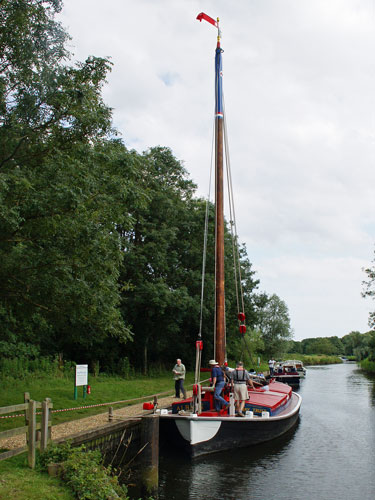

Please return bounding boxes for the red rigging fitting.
[196,340,203,351]
[238,312,246,322]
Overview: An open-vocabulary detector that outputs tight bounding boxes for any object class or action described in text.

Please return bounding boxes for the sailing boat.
[159,13,302,457]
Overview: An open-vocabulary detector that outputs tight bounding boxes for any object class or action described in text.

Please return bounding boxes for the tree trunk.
[143,342,148,376]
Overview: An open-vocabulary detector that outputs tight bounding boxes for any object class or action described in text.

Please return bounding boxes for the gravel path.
[0,392,190,451]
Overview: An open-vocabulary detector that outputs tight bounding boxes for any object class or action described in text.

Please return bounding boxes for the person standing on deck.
[230,361,254,417]
[172,359,186,399]
[268,358,276,376]
[209,360,229,412]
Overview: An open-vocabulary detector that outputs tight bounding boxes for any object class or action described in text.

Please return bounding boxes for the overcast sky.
[58,0,375,341]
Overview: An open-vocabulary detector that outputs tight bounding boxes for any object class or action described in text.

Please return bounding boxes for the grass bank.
[0,453,75,500]
[0,371,194,433]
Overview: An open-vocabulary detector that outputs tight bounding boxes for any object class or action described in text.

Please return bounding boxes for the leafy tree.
[118,146,198,373]
[256,293,292,358]
[286,340,303,354]
[341,331,364,357]
[0,0,136,361]
[327,336,344,354]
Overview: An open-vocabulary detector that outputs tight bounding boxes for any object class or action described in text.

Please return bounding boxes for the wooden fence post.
[41,398,51,451]
[108,406,113,422]
[140,414,159,498]
[28,400,36,469]
[24,392,30,429]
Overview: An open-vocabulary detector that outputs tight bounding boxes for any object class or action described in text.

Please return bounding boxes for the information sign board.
[75,364,88,387]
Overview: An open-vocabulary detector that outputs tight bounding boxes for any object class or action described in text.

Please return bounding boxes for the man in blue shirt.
[209,359,229,412]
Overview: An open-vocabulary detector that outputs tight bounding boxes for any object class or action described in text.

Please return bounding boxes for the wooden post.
[140,414,159,498]
[41,398,50,451]
[108,406,113,422]
[24,392,30,445]
[28,400,36,469]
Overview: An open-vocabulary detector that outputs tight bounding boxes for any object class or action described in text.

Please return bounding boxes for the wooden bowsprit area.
[0,392,53,468]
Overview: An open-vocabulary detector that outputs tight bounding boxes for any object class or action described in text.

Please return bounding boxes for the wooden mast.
[214,23,225,365]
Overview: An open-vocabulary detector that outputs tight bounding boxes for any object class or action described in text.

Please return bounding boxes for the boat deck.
[166,392,301,421]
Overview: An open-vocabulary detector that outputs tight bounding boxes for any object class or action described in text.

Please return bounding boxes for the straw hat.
[209,359,218,365]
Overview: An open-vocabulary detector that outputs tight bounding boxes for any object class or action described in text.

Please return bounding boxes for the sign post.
[74,364,88,400]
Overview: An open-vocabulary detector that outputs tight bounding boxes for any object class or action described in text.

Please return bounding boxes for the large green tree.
[256,293,293,357]
[118,146,199,372]
[0,0,136,360]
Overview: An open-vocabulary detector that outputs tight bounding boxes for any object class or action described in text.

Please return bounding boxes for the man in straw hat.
[209,359,229,412]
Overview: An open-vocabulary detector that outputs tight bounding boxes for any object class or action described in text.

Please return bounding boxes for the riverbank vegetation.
[0,365,195,433]
[0,444,130,500]
[284,354,342,366]
[0,453,74,500]
[287,330,375,373]
[359,358,375,373]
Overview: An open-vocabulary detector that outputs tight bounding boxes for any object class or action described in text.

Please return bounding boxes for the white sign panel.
[75,364,88,386]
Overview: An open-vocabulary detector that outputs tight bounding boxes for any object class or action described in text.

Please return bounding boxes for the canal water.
[158,363,375,500]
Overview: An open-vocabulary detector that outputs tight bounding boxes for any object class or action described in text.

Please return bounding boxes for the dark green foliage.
[0,0,135,360]
[0,354,75,380]
[39,442,129,499]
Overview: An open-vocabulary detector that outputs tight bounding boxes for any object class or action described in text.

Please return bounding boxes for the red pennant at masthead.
[196,12,217,28]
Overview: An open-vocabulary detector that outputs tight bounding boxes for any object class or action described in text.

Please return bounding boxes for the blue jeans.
[175,379,186,398]
[214,381,227,411]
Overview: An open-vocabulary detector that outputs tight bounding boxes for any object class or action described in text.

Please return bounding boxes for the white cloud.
[58,0,375,340]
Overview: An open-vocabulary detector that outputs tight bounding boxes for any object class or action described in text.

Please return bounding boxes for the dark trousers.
[175,379,186,398]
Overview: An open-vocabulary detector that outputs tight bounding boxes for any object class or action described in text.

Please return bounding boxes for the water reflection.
[160,423,299,500]
[157,363,375,500]
[362,371,375,406]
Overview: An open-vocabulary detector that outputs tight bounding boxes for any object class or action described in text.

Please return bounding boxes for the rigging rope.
[222,93,245,316]
[196,111,215,387]
[222,93,256,367]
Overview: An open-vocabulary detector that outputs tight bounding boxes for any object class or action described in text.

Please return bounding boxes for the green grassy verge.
[0,453,74,500]
[360,358,375,373]
[0,372,194,433]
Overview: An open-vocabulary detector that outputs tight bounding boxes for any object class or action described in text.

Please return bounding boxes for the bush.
[39,442,129,500]
[0,356,75,380]
[360,358,375,373]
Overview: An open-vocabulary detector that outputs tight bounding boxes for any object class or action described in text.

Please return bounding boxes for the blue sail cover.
[215,47,223,119]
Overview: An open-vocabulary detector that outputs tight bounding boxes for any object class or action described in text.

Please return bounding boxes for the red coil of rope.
[239,324,246,334]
